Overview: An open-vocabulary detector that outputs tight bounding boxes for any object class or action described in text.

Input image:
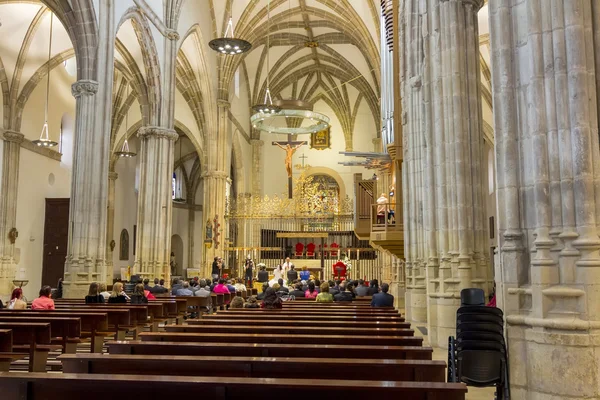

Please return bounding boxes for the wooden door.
[41,198,70,287]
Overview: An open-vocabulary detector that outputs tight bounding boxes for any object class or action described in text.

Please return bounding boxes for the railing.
[371,203,397,232]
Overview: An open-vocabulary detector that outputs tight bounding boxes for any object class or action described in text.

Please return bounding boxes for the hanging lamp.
[252,0,280,114]
[32,12,58,148]
[209,14,252,55]
[115,84,136,158]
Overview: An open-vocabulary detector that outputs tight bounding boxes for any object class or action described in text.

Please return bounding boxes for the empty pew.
[43,307,132,341]
[0,373,468,400]
[0,329,27,372]
[139,332,423,346]
[188,317,410,329]
[107,340,434,360]
[0,322,61,372]
[59,353,446,382]
[164,324,415,337]
[210,311,405,321]
[0,316,80,354]
[216,309,399,317]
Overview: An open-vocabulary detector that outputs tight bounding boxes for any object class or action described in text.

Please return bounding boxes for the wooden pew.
[43,307,132,341]
[0,310,109,353]
[60,353,446,382]
[107,340,434,360]
[0,322,61,372]
[210,311,405,321]
[0,316,80,354]
[54,303,148,335]
[55,300,163,330]
[164,324,415,337]
[187,318,410,329]
[139,332,423,346]
[0,329,27,372]
[217,309,399,317]
[0,372,468,400]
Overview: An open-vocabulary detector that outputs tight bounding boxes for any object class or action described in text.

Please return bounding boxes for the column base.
[508,324,600,399]
[428,295,460,349]
[63,257,105,298]
[408,287,428,324]
[390,282,405,310]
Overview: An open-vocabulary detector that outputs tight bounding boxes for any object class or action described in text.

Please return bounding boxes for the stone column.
[490,0,600,397]
[0,131,24,298]
[63,80,109,298]
[105,171,118,285]
[187,201,195,271]
[133,127,178,281]
[250,139,263,197]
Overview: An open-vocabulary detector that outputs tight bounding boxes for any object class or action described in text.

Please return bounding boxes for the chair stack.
[448,288,510,400]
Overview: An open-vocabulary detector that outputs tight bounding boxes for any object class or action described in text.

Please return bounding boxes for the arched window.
[488,148,495,195]
[119,229,129,261]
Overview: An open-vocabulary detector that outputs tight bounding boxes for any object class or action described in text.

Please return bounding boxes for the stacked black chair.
[448,289,510,399]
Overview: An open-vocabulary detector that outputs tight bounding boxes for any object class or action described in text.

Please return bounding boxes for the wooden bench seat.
[188,317,410,329]
[217,309,400,317]
[46,307,133,341]
[0,316,81,354]
[211,311,406,321]
[0,322,61,372]
[0,310,109,353]
[139,332,423,346]
[0,372,468,400]
[107,340,434,360]
[0,329,27,372]
[164,324,415,337]
[59,353,446,382]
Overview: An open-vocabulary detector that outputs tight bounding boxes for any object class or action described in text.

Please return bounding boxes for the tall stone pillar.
[105,171,118,285]
[490,0,600,397]
[63,80,109,298]
[133,127,178,281]
[401,0,489,346]
[0,131,24,298]
[250,139,263,197]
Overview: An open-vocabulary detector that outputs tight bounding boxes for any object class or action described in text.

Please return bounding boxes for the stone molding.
[71,80,99,98]
[2,130,24,143]
[217,100,231,109]
[137,126,179,141]
[108,171,119,181]
[439,0,485,11]
[165,29,180,41]
[202,170,229,179]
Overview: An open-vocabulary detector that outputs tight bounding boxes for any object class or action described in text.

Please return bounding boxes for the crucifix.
[272,134,307,198]
[299,153,308,168]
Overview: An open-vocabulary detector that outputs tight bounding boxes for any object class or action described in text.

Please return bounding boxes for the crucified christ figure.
[275,142,305,177]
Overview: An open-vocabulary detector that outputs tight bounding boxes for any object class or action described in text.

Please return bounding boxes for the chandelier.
[251,99,330,135]
[33,12,58,148]
[209,16,252,55]
[115,84,136,158]
[251,0,280,114]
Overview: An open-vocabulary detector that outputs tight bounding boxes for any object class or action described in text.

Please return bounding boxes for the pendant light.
[32,12,58,148]
[209,12,252,55]
[252,0,280,114]
[115,84,136,158]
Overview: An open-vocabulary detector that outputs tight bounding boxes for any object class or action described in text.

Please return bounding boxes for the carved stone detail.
[137,126,179,141]
[71,80,99,98]
[2,131,24,143]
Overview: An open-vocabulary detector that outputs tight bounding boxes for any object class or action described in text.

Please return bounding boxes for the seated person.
[210,278,219,292]
[245,296,260,308]
[171,279,183,295]
[143,279,152,291]
[277,278,289,293]
[328,280,340,296]
[213,279,231,295]
[367,279,379,296]
[85,282,105,304]
[304,281,318,299]
[108,282,129,303]
[31,285,55,310]
[334,283,354,302]
[355,279,369,297]
[226,280,237,293]
[176,281,194,296]
[194,279,211,297]
[316,282,334,303]
[257,266,269,283]
[130,283,149,304]
[314,279,321,293]
[299,268,310,281]
[261,287,282,309]
[234,278,247,292]
[230,296,245,309]
[99,283,111,301]
[371,283,394,307]
[257,283,269,300]
[289,283,305,298]
[7,288,27,309]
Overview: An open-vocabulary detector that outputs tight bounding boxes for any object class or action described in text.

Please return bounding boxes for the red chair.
[333,261,347,279]
[330,243,339,258]
[306,243,316,258]
[295,243,304,257]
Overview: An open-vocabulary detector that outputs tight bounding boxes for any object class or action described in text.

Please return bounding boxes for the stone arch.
[304,166,347,200]
[116,7,162,126]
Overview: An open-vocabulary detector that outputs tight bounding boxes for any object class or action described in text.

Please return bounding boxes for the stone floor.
[413,324,496,399]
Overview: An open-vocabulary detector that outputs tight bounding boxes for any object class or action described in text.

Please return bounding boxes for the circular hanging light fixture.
[209,17,252,55]
[252,0,281,115]
[251,108,330,135]
[115,84,137,158]
[33,12,58,148]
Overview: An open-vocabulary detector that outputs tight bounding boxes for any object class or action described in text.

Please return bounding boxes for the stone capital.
[202,170,229,180]
[71,80,99,98]
[440,0,484,11]
[165,29,180,41]
[2,130,24,143]
[108,171,119,181]
[217,100,231,109]
[137,126,179,141]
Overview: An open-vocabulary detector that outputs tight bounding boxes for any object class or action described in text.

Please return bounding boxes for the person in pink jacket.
[31,286,55,310]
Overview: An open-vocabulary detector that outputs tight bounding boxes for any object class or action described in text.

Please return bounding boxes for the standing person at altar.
[244,255,254,286]
[282,257,294,280]
[269,264,284,287]
[287,265,298,283]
